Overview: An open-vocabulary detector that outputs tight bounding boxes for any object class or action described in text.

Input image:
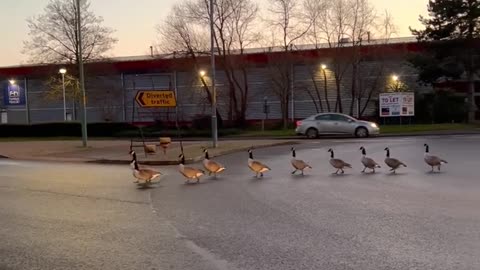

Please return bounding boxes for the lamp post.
[209,0,218,148]
[321,64,330,112]
[76,0,88,147]
[59,68,67,121]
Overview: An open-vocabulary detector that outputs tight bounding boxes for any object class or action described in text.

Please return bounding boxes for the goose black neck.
[181,156,185,164]
[249,151,253,159]
[386,149,390,157]
[330,151,334,158]
[292,150,296,157]
[361,148,366,155]
[425,145,429,153]
[133,159,139,170]
[205,151,209,159]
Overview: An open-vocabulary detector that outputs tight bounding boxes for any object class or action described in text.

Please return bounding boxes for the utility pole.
[210,0,218,148]
[76,0,88,147]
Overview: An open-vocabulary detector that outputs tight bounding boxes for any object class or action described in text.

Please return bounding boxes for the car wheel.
[355,127,369,138]
[306,128,319,139]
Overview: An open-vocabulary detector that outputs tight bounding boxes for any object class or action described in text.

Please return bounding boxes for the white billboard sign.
[379,92,414,117]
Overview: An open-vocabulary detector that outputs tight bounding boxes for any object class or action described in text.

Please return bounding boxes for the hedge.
[0,122,242,138]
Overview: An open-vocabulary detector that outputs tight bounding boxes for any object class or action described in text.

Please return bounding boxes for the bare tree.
[357,10,398,117]
[302,0,394,116]
[44,73,82,119]
[157,0,259,126]
[265,0,312,128]
[23,0,117,64]
[156,1,224,124]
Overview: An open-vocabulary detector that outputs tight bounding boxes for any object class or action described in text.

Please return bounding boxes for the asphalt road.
[1,135,480,270]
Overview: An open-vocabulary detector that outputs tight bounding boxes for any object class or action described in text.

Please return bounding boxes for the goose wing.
[204,159,225,172]
[292,158,311,169]
[181,166,205,178]
[249,160,270,171]
[425,154,446,166]
[385,157,406,168]
[330,158,351,168]
[362,156,380,168]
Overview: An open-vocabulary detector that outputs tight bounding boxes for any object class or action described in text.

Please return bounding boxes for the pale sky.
[0,0,429,67]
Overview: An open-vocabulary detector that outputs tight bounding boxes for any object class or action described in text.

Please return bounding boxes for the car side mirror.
[347,119,354,123]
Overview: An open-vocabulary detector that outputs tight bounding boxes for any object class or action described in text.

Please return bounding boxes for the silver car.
[295,113,380,138]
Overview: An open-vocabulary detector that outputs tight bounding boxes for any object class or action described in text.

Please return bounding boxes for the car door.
[314,114,334,133]
[329,114,357,134]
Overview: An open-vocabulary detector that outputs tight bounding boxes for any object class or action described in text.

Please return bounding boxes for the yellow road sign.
[135,90,177,108]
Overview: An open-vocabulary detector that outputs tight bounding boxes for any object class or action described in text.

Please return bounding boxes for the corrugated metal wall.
[0,59,425,124]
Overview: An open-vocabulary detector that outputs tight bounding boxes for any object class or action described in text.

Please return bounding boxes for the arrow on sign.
[135,90,177,108]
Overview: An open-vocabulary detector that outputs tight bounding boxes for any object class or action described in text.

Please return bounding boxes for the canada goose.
[424,144,447,172]
[178,153,205,183]
[327,148,352,174]
[290,147,312,175]
[359,146,381,173]
[384,147,406,173]
[248,148,271,178]
[129,150,162,184]
[202,148,226,177]
[144,144,157,154]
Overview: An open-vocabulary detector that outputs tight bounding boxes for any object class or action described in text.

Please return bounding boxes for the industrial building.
[0,37,461,126]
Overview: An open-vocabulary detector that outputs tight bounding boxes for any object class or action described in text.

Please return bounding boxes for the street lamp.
[9,79,15,85]
[391,74,400,91]
[199,70,206,77]
[59,68,67,121]
[320,64,330,112]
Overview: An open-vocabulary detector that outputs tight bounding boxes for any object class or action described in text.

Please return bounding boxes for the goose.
[290,147,312,175]
[129,150,162,184]
[384,147,406,173]
[178,153,205,183]
[359,146,381,173]
[327,148,351,174]
[202,148,226,177]
[247,148,271,178]
[424,144,447,172]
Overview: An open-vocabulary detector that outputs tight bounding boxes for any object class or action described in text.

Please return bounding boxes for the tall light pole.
[76,0,88,147]
[59,68,67,121]
[210,0,218,148]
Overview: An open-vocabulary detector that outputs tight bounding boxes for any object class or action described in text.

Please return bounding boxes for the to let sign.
[135,90,177,108]
[379,92,414,117]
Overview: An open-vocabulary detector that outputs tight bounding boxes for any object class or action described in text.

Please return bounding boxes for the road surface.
[1,135,479,270]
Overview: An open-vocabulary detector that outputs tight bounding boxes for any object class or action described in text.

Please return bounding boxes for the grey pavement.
[1,134,480,269]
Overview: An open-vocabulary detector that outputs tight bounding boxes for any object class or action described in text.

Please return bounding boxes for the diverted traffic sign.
[135,90,177,108]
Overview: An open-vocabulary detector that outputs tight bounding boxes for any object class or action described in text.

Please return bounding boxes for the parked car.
[295,113,380,138]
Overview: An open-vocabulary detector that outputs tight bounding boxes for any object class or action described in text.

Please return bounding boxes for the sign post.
[379,92,415,123]
[135,90,177,108]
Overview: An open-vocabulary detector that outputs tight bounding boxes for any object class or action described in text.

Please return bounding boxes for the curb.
[3,140,298,166]
[87,140,298,165]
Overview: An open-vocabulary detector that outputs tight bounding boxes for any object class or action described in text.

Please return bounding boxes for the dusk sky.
[0,0,429,67]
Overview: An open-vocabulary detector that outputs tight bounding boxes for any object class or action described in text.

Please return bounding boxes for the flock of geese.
[128,143,448,185]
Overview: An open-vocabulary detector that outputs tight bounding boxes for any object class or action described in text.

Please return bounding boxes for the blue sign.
[3,81,26,106]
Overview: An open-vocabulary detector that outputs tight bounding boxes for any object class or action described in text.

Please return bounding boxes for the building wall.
[0,58,427,125]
